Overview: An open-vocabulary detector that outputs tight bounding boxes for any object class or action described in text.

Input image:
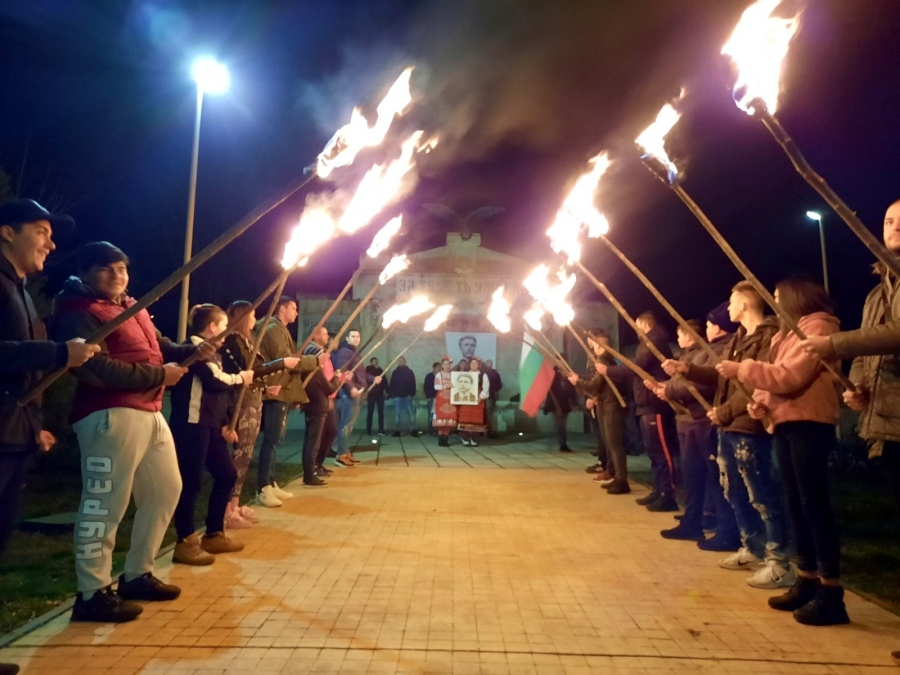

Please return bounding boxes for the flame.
[424,304,453,332]
[338,131,423,234]
[281,206,337,269]
[547,269,576,326]
[547,152,611,262]
[316,67,414,178]
[523,264,551,302]
[636,103,682,180]
[523,266,575,326]
[366,215,402,258]
[722,0,801,115]
[524,305,545,331]
[382,295,435,329]
[378,254,409,285]
[486,286,511,333]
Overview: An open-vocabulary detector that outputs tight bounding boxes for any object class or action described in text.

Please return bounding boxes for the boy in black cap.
[0,200,99,675]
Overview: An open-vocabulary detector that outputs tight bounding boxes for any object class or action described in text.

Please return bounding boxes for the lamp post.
[177,57,230,341]
[806,210,829,295]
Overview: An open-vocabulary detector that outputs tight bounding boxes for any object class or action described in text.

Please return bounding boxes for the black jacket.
[685,318,778,435]
[366,365,387,397]
[220,333,289,391]
[302,343,342,415]
[390,365,416,398]
[544,369,578,415]
[486,368,503,399]
[606,324,673,417]
[424,371,437,399]
[169,336,244,428]
[573,353,622,411]
[0,253,68,449]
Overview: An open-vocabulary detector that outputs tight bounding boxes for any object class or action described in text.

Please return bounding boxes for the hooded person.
[52,241,216,623]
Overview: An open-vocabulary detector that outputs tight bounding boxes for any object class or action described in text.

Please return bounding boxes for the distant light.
[192,57,230,94]
[371,439,378,444]
[806,211,822,222]
[518,432,523,436]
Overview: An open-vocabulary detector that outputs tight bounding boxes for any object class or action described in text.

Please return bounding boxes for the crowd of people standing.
[1,196,898,675]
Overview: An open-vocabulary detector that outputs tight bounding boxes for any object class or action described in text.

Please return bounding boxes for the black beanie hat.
[77,241,129,274]
[706,301,740,334]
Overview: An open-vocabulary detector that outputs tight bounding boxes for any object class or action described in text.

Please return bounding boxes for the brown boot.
[173,533,215,566]
[201,531,245,554]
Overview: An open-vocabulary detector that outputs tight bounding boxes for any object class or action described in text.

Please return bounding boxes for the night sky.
[2,0,899,341]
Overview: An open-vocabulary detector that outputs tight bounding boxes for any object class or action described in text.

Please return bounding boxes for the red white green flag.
[519,331,555,417]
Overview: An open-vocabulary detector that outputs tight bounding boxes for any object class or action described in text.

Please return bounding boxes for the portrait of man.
[451,371,478,405]
[445,332,497,365]
[459,335,477,360]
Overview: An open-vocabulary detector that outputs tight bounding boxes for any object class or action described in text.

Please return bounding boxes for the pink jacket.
[737,312,841,428]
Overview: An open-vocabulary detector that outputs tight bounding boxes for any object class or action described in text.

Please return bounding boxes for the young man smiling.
[53,241,215,623]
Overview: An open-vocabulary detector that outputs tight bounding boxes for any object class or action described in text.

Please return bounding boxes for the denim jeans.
[718,430,790,563]
[258,400,290,491]
[394,396,414,432]
[774,421,840,578]
[335,394,360,455]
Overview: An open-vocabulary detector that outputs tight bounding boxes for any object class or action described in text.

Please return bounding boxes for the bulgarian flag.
[519,331,555,417]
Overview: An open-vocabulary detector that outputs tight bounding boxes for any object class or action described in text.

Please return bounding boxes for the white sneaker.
[747,560,796,589]
[271,482,294,500]
[256,486,283,508]
[461,438,471,446]
[718,547,763,571]
[470,439,478,447]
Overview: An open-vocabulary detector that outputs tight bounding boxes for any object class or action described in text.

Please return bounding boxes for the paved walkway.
[3,433,898,674]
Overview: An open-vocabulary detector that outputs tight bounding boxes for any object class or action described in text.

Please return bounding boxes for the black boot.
[117,573,181,601]
[635,491,660,506]
[0,664,20,675]
[793,584,850,626]
[768,576,820,612]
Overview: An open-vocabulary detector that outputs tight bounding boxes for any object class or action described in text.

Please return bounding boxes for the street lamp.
[177,57,230,341]
[806,210,829,295]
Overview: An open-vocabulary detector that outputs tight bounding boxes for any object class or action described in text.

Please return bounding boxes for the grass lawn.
[0,429,305,638]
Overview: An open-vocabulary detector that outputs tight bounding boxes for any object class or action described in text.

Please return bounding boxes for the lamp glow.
[806,211,822,222]
[192,57,230,94]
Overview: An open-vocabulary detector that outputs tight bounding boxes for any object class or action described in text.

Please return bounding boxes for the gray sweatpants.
[72,408,182,594]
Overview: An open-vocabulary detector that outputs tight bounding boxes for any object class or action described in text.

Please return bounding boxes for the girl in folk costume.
[432,357,458,446]
[220,301,298,528]
[457,358,491,447]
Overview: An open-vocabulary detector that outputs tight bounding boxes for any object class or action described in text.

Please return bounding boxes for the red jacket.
[52,277,193,423]
[738,312,841,428]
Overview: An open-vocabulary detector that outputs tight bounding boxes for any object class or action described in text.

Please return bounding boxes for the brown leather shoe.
[173,533,215,566]
[201,531,245,554]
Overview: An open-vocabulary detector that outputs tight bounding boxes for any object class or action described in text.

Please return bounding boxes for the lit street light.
[177,57,231,341]
[806,210,829,295]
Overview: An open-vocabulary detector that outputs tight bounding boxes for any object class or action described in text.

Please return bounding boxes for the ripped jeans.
[718,431,790,563]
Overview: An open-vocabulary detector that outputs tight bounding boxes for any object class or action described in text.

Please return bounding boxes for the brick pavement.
[2,432,898,674]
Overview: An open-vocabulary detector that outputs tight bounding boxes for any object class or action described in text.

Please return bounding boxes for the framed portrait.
[445,332,497,368]
[450,371,479,406]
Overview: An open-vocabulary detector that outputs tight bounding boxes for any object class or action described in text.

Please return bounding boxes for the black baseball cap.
[0,199,75,232]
